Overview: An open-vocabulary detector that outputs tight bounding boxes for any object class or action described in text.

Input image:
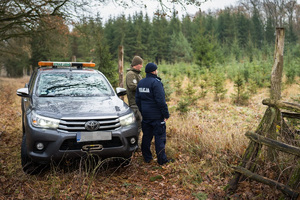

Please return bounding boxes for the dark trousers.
[141,119,168,165]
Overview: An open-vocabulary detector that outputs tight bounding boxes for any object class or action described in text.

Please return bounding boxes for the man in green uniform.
[126,56,143,135]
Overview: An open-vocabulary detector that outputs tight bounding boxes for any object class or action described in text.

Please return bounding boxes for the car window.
[36,71,114,97]
[29,70,38,94]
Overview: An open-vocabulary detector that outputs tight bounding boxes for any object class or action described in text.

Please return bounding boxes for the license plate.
[76,131,112,142]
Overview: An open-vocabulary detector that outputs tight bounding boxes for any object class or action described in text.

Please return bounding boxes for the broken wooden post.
[270,28,285,101]
[267,27,285,161]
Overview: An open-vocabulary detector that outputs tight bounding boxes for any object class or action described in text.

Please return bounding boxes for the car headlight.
[31,111,59,129]
[119,113,135,126]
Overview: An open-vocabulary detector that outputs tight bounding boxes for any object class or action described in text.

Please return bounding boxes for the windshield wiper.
[39,94,56,97]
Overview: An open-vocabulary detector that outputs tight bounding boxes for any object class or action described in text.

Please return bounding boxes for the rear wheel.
[21,135,46,175]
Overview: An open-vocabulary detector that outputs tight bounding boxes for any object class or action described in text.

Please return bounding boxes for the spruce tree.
[251,7,263,49]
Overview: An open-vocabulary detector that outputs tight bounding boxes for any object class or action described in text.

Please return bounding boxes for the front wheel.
[21,135,46,175]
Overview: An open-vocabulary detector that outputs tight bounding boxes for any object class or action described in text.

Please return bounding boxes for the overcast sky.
[96,0,239,22]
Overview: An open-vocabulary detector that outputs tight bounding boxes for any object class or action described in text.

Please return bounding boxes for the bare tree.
[262,0,297,27]
[0,0,71,41]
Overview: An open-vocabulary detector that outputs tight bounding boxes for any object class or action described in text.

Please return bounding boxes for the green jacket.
[126,68,142,107]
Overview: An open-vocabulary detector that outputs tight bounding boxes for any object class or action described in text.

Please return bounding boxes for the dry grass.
[0,76,299,199]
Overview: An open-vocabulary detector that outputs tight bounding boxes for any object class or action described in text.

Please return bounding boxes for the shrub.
[199,80,208,99]
[161,75,173,102]
[174,79,183,95]
[231,74,250,106]
[176,98,190,114]
[212,72,227,101]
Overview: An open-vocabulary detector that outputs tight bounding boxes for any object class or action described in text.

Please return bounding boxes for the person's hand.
[164,118,168,122]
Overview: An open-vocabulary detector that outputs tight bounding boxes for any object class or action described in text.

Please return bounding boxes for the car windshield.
[36,71,114,97]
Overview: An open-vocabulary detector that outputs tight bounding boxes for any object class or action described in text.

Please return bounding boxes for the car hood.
[32,96,130,118]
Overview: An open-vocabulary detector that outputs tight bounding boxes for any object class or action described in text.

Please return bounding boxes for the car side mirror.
[116,87,127,96]
[17,88,29,97]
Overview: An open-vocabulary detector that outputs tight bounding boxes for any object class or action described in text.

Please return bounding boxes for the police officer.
[126,56,143,133]
[136,63,170,165]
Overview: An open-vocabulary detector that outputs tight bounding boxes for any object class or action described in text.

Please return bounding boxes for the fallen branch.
[233,166,299,199]
[245,131,300,156]
[262,99,300,113]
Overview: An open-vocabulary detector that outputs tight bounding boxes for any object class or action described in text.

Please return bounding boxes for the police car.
[17,61,138,174]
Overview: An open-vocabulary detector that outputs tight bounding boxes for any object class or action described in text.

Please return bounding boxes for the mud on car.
[17,61,138,174]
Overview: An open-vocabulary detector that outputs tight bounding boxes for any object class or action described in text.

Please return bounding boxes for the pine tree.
[192,27,217,69]
[181,15,193,44]
[169,32,193,63]
[251,7,263,49]
[152,12,169,64]
[265,17,275,45]
[236,12,249,49]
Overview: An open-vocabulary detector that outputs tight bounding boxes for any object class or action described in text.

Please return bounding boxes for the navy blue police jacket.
[135,73,169,120]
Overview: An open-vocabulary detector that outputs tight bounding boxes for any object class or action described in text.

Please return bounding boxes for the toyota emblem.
[85,121,100,131]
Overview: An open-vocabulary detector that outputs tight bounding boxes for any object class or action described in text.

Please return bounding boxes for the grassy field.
[0,73,299,199]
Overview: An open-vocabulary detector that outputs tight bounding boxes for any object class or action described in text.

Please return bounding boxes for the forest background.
[1,0,300,87]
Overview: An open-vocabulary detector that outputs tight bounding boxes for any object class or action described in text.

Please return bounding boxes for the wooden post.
[118,46,124,100]
[270,28,285,101]
[267,28,285,160]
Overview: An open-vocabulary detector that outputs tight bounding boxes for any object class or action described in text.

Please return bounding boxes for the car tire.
[21,135,45,175]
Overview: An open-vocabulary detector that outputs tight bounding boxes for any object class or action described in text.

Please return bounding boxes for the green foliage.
[160,74,173,102]
[212,71,227,101]
[251,7,264,49]
[4,54,29,77]
[72,18,117,86]
[2,2,300,84]
[176,98,190,114]
[1,37,30,77]
[174,79,183,96]
[285,63,297,84]
[199,80,208,99]
[169,32,193,63]
[231,73,250,106]
[232,37,241,61]
[265,17,275,45]
[248,79,258,94]
[193,32,217,69]
[185,83,198,105]
[236,12,250,49]
[176,83,198,114]
[285,45,300,84]
[226,61,271,89]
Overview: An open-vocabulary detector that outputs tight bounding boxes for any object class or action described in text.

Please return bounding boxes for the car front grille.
[60,137,122,150]
[58,116,121,133]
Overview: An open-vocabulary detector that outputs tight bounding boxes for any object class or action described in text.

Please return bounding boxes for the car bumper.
[24,119,138,164]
